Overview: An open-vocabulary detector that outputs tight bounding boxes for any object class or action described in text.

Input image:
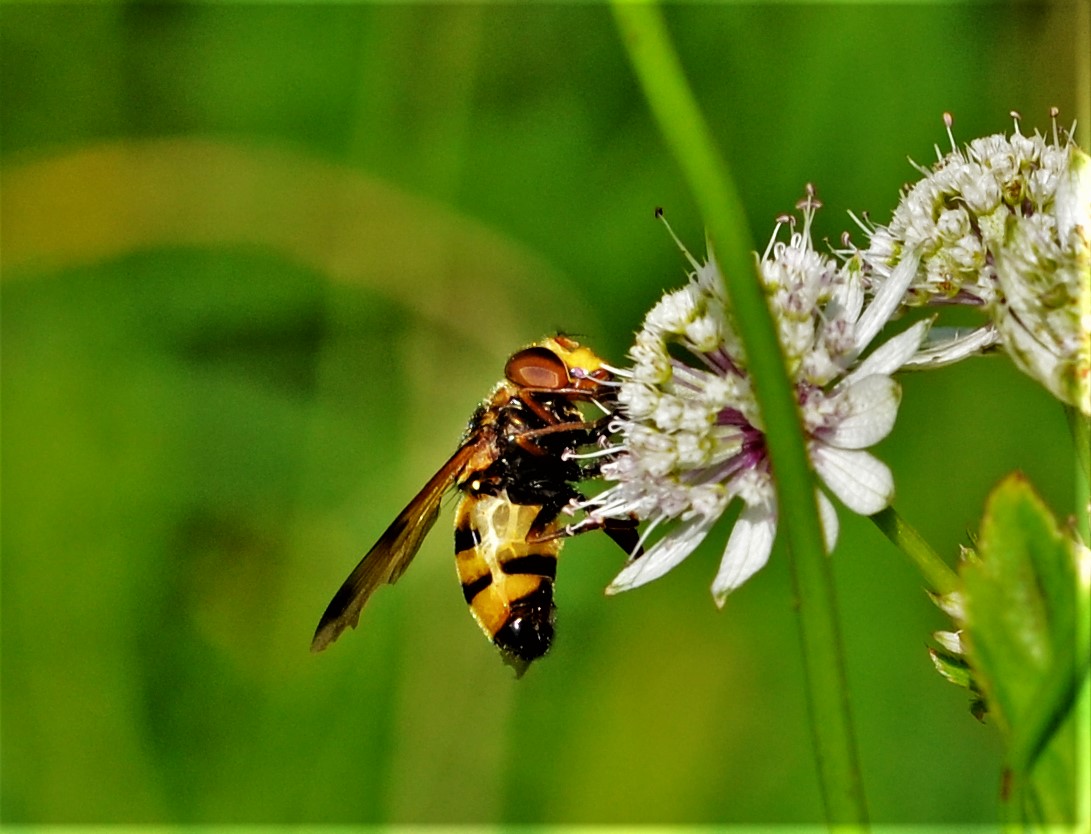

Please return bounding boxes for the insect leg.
[509,412,613,457]
[527,512,642,558]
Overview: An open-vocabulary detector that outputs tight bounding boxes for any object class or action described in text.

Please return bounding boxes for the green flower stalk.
[610,5,867,824]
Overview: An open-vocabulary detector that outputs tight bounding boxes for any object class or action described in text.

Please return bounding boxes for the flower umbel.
[860,110,1091,414]
[584,190,929,605]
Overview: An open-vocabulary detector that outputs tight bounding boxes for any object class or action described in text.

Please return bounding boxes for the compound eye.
[505,347,568,389]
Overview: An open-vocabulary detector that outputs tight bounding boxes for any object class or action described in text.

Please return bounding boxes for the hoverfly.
[311,335,636,672]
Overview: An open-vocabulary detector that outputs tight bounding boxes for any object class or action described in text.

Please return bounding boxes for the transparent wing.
[310,442,479,653]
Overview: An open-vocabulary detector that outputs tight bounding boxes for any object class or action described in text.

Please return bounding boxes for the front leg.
[527,510,642,558]
[510,411,612,457]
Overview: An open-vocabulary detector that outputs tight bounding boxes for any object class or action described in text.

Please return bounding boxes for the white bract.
[860,112,1090,414]
[584,193,928,605]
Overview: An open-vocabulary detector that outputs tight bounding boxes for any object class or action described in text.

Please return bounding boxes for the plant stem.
[610,3,868,826]
[1066,405,1090,545]
[869,507,959,596]
[1067,396,1091,830]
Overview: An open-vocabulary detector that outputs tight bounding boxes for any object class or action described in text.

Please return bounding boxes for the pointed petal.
[823,375,901,449]
[843,319,931,385]
[902,324,1001,370]
[711,502,777,606]
[854,250,920,352]
[606,515,712,594]
[812,445,894,515]
[817,489,840,552]
[1055,144,1091,240]
[828,268,865,324]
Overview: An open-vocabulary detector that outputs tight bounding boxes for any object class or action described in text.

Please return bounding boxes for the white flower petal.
[1055,144,1091,240]
[606,515,712,594]
[817,489,840,553]
[990,196,1091,414]
[854,250,921,352]
[843,319,931,384]
[822,374,900,449]
[711,501,777,606]
[991,300,1075,402]
[830,267,865,324]
[903,324,1002,370]
[812,445,894,515]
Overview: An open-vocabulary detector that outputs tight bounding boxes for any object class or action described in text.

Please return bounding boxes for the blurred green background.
[1,2,1081,826]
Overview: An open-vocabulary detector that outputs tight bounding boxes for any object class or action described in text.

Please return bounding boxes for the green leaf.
[960,473,1087,825]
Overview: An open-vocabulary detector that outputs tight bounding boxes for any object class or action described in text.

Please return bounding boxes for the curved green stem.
[610,3,868,826]
[870,507,959,596]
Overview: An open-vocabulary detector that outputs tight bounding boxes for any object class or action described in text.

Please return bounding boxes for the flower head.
[861,110,1090,413]
[584,190,928,605]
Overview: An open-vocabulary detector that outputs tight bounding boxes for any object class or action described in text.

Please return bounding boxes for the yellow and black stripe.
[454,491,560,665]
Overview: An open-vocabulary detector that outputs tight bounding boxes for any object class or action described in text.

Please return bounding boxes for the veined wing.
[310,442,479,653]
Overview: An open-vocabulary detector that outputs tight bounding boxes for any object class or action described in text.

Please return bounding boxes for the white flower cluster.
[587,111,1088,603]
[861,111,1090,414]
[582,191,928,605]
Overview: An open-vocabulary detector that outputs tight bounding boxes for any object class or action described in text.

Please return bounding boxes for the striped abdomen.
[454,491,559,666]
